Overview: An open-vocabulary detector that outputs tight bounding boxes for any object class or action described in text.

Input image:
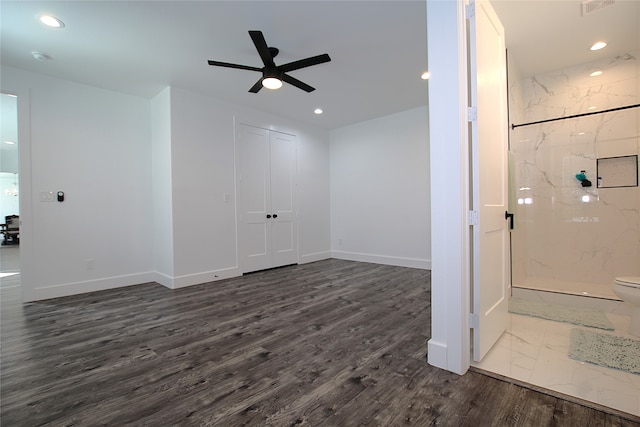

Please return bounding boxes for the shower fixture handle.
[505,211,514,230]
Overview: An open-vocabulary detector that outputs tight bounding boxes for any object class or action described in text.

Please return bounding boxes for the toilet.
[613,277,640,337]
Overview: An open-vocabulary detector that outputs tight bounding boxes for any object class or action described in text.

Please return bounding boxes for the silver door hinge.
[469,210,479,226]
[470,313,480,329]
[466,2,475,19]
[468,106,478,122]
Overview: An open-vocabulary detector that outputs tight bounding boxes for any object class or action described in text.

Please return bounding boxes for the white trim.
[2,86,35,303]
[299,251,331,264]
[331,251,430,270]
[156,267,242,289]
[31,272,157,301]
[426,0,471,375]
[427,339,448,368]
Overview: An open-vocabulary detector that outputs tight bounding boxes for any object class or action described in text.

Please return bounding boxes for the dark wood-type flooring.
[2,258,639,426]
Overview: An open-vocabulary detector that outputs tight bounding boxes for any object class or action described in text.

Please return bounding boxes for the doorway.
[0,93,20,291]
[472,12,640,417]
[236,124,298,273]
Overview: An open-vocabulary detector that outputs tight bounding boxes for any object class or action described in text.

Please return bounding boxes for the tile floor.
[473,309,640,416]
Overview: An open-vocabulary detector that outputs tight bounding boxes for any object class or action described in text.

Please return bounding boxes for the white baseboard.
[30,271,157,301]
[26,255,427,301]
[299,251,331,264]
[427,339,448,370]
[156,266,242,289]
[331,250,431,270]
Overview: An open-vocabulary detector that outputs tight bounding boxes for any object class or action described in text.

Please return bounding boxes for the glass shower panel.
[509,52,640,298]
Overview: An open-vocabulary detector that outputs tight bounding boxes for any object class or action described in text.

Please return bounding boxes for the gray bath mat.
[509,298,614,330]
[569,329,640,375]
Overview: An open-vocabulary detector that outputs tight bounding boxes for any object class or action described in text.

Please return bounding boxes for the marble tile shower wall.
[510,50,640,289]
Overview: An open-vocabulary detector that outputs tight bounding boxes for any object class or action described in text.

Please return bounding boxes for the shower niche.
[596,155,638,189]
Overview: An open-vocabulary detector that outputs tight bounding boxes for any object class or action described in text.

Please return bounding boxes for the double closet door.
[237,124,298,273]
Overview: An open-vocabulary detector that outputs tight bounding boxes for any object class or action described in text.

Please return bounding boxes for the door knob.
[273,214,278,218]
[266,214,272,219]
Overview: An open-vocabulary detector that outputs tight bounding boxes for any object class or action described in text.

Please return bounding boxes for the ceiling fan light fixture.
[262,77,283,90]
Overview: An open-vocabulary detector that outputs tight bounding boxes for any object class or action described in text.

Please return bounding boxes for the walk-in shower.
[509,50,640,300]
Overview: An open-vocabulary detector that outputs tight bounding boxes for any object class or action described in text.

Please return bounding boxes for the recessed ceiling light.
[590,70,603,77]
[38,14,64,28]
[4,141,16,145]
[587,106,597,110]
[31,51,51,62]
[314,108,323,115]
[421,71,431,80]
[590,41,607,51]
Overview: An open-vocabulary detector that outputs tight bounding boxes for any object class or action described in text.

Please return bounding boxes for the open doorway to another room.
[473,1,639,417]
[1,93,21,291]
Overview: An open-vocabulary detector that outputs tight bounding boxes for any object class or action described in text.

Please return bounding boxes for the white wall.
[163,87,331,287]
[329,106,430,269]
[2,66,155,300]
[151,87,174,280]
[1,65,331,300]
[3,63,435,302]
[425,0,471,375]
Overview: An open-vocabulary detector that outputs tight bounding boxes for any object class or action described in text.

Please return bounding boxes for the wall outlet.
[85,259,94,270]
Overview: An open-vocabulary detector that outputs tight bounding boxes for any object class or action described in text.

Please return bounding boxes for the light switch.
[223,193,231,203]
[40,191,55,202]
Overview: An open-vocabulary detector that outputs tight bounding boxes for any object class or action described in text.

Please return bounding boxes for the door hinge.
[469,210,479,226]
[468,106,478,122]
[466,2,476,19]
[470,313,480,329]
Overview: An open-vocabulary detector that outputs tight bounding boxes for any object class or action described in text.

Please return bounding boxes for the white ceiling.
[1,0,638,133]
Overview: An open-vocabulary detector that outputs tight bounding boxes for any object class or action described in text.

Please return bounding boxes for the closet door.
[237,124,297,273]
[269,131,298,267]
[238,125,272,273]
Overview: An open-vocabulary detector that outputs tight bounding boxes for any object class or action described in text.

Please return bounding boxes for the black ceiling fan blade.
[207,60,262,72]
[280,54,331,73]
[248,78,263,93]
[249,30,275,68]
[282,74,315,92]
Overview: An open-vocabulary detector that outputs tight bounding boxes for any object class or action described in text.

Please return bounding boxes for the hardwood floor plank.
[2,259,638,426]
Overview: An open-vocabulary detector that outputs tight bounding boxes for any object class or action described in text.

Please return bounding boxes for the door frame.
[234,122,299,274]
[1,87,35,302]
[425,0,474,375]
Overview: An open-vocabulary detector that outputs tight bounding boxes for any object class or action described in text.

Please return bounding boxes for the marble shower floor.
[472,311,640,417]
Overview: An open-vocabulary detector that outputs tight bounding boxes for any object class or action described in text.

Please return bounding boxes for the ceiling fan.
[207,30,331,93]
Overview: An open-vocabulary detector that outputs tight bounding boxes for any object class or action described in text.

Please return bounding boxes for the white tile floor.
[473,310,640,416]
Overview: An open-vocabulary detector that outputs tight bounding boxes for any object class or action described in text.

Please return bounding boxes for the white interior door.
[237,124,298,273]
[468,0,510,362]
[269,131,298,268]
[238,125,272,273]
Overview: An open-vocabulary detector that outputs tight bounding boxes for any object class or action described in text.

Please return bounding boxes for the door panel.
[269,131,297,267]
[469,0,510,362]
[238,125,272,273]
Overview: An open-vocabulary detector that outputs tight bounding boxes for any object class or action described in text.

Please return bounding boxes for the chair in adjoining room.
[1,215,19,245]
